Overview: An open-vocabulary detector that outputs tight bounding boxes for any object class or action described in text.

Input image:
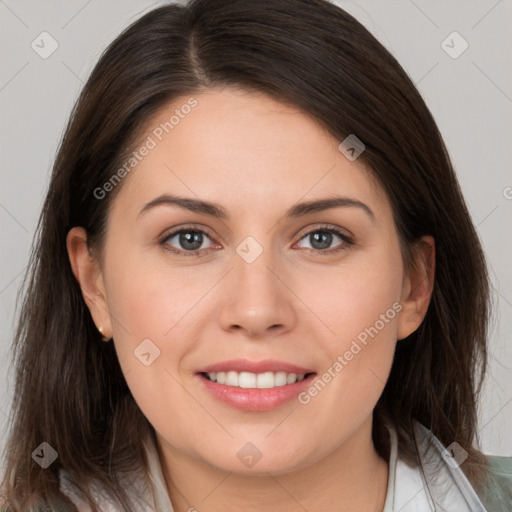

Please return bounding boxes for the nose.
[218,245,298,339]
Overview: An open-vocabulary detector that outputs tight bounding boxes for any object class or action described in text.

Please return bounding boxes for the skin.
[67,87,435,512]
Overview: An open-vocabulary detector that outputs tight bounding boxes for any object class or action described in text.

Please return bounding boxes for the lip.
[196,358,315,374]
[195,359,317,412]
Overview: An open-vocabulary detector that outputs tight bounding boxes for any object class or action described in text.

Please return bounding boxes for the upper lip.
[197,359,315,375]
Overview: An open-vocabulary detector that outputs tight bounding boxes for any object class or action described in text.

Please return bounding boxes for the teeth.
[226,371,238,387]
[205,371,307,388]
[257,372,274,389]
[274,371,287,386]
[239,372,257,388]
[286,373,297,384]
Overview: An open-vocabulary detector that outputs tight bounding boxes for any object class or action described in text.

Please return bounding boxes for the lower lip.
[196,373,316,411]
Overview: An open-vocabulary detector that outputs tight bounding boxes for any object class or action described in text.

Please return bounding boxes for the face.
[70,87,430,476]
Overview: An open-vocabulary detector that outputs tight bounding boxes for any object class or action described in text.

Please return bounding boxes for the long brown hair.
[1,0,491,509]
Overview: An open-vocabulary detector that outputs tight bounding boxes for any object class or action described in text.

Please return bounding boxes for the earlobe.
[397,235,435,341]
[66,227,112,340]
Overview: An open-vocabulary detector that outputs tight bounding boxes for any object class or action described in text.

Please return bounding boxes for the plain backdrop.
[1,0,511,460]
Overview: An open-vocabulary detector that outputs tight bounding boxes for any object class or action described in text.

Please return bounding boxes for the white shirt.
[60,421,488,511]
[382,422,486,511]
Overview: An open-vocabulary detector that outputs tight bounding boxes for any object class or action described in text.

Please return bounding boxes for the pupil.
[311,231,332,250]
[180,231,202,250]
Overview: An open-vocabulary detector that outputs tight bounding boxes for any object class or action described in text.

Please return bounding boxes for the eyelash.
[160,224,354,258]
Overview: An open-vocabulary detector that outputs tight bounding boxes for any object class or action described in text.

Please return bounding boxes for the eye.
[160,224,353,258]
[295,226,353,254]
[161,226,217,257]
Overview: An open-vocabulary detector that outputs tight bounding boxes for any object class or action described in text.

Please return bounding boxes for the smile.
[195,359,317,411]
[202,370,308,388]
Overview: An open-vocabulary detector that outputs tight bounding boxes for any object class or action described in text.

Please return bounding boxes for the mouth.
[195,359,317,411]
[200,370,313,388]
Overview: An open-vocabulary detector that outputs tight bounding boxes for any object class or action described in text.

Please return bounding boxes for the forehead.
[110,87,389,222]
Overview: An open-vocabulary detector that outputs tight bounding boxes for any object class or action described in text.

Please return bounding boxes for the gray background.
[1,0,511,459]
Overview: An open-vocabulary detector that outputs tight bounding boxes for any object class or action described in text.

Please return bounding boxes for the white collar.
[383,421,486,511]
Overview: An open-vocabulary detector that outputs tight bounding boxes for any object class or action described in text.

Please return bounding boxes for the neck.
[157,418,390,512]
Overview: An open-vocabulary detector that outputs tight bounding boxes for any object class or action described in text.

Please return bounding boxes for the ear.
[397,235,435,341]
[66,227,112,340]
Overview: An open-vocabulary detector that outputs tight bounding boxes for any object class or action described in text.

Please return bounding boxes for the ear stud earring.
[98,326,111,342]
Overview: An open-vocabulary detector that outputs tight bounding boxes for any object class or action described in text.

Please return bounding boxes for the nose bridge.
[235,234,282,312]
[218,234,296,336]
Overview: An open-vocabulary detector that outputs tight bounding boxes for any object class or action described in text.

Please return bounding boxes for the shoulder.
[478,454,512,511]
[58,462,159,512]
[58,469,98,512]
[0,491,80,512]
[488,454,512,478]
[58,468,126,512]
[404,422,509,510]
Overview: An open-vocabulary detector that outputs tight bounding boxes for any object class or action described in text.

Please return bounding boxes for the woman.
[1,0,511,510]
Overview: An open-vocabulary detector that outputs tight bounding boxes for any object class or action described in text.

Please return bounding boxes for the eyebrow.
[138,194,375,222]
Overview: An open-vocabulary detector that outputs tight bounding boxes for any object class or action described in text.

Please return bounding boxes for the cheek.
[105,247,208,348]
[294,246,402,417]
[300,245,403,354]
[101,242,228,423]
[103,262,201,441]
